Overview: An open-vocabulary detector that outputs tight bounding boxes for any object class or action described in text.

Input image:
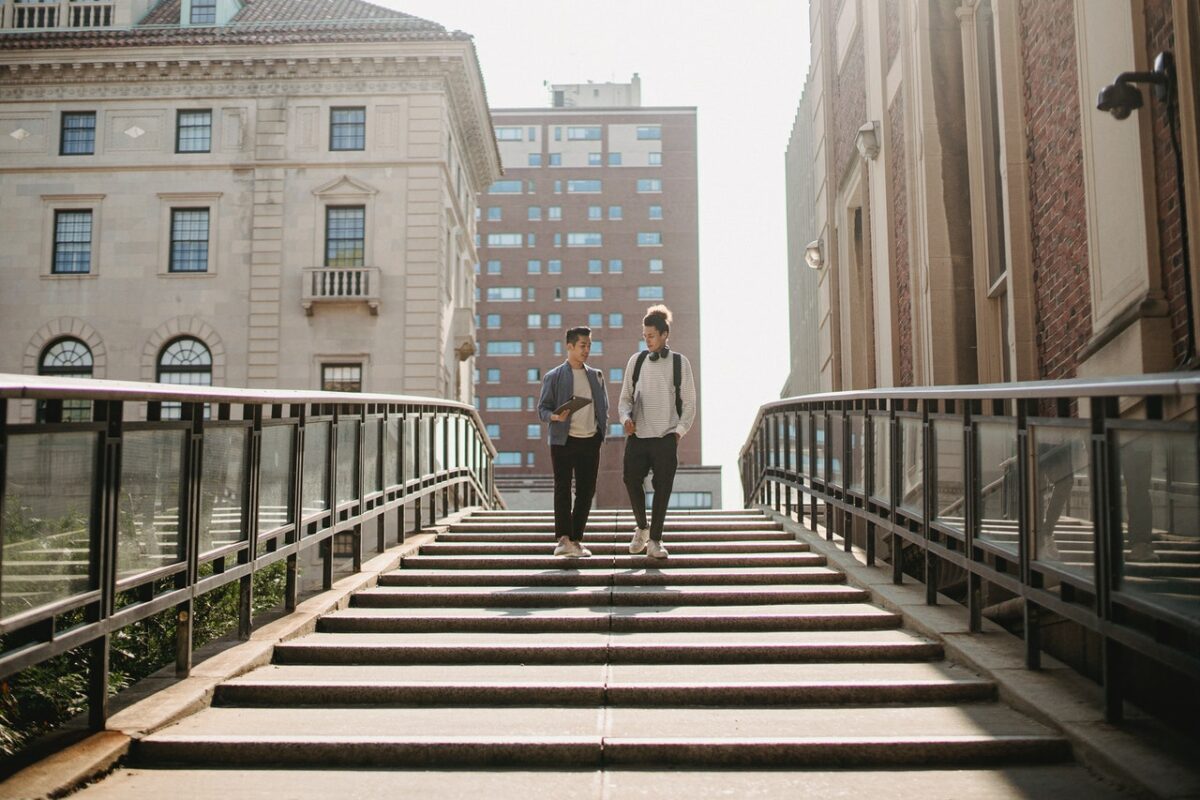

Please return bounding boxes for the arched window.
[157,337,212,419]
[39,337,93,421]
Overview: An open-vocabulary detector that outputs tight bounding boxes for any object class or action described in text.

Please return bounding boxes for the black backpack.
[631,350,682,417]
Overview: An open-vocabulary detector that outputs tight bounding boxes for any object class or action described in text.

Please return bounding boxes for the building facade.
[788,0,1200,392]
[475,80,712,508]
[0,0,500,421]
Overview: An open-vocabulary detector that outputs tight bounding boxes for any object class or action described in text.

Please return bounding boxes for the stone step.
[469,509,766,518]
[272,630,944,665]
[449,521,784,533]
[377,566,849,587]
[436,530,797,543]
[351,584,869,607]
[134,704,1067,768]
[417,540,810,556]
[213,662,996,707]
[400,553,828,570]
[316,604,902,634]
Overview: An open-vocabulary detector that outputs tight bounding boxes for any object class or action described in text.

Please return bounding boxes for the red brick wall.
[1019,0,1092,380]
[890,90,913,386]
[1144,0,1189,365]
[834,29,867,181]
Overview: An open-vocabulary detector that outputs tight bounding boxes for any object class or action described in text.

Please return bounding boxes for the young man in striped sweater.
[618,305,697,559]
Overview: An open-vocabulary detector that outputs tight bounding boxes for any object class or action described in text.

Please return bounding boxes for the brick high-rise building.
[475,77,717,509]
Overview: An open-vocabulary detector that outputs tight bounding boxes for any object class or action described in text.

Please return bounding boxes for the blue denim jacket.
[537,361,609,446]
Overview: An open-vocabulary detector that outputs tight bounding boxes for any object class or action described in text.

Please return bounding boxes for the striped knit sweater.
[617,350,697,439]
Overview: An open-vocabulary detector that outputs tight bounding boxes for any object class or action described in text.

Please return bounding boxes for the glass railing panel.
[828,412,844,487]
[849,413,866,493]
[301,420,329,520]
[799,411,810,477]
[258,424,293,533]
[898,417,924,515]
[364,417,382,494]
[335,419,359,507]
[870,415,891,503]
[976,419,1019,552]
[433,414,445,473]
[2,431,97,620]
[787,415,798,474]
[932,418,965,532]
[813,412,826,483]
[385,417,401,489]
[404,415,417,484]
[1030,424,1093,580]
[118,429,185,580]
[199,426,247,555]
[1113,428,1198,618]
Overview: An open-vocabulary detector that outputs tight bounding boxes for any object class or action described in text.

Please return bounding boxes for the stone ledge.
[768,508,1200,800]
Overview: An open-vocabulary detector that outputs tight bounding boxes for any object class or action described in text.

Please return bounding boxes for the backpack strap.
[673,352,682,417]
[631,350,651,389]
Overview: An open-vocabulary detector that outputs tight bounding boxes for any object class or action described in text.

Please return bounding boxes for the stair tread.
[283,629,934,646]
[326,603,897,619]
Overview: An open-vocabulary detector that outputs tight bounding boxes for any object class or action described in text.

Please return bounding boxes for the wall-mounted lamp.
[855,121,880,160]
[804,239,824,270]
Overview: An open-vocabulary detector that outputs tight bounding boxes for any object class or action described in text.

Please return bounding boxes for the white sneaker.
[629,527,650,554]
[554,536,574,557]
[646,539,669,559]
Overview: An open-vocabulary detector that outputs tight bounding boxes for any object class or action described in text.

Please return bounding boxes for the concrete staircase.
[116,507,1105,776]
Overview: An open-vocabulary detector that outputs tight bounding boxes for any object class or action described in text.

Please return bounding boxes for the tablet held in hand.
[554,396,593,416]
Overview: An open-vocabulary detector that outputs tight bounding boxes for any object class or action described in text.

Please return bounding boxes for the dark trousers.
[623,434,678,541]
[550,433,602,541]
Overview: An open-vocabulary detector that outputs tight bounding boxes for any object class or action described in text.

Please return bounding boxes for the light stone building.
[0,0,501,420]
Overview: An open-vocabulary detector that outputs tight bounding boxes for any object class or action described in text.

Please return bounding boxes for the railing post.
[843,407,852,553]
[890,403,903,585]
[88,399,122,730]
[322,406,336,591]
[965,401,982,633]
[1017,398,1040,669]
[1092,395,1123,721]
[175,402,204,678]
[286,405,305,612]
[923,400,938,605]
[412,412,423,534]
[352,404,365,574]
[239,403,262,640]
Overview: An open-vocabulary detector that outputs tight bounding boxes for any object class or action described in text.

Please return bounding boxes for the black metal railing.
[0,374,499,729]
[740,373,1199,722]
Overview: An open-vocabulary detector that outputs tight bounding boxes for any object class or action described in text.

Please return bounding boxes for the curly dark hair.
[642,304,672,333]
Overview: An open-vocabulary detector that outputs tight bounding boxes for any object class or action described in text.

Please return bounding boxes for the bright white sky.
[382,0,811,506]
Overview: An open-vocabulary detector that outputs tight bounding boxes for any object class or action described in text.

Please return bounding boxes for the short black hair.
[565,326,592,345]
[642,304,672,334]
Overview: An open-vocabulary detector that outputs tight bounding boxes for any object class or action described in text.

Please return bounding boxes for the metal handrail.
[740,373,1200,724]
[0,374,500,731]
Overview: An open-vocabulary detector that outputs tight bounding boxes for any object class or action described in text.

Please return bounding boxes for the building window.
[554,180,563,193]
[169,208,210,272]
[588,152,602,166]
[548,206,562,221]
[591,341,603,355]
[190,0,216,23]
[638,232,663,246]
[528,206,542,221]
[495,127,523,141]
[526,423,541,439]
[330,107,366,151]
[648,152,663,166]
[649,258,664,273]
[638,286,664,300]
[488,180,523,194]
[39,338,94,421]
[549,153,562,166]
[608,152,622,166]
[486,368,502,385]
[487,287,522,301]
[158,336,212,418]
[567,126,602,140]
[648,205,663,220]
[321,363,362,392]
[527,233,536,247]
[527,180,537,193]
[608,259,623,274]
[609,367,624,382]
[588,206,602,221]
[527,368,541,383]
[609,312,624,327]
[495,451,521,466]
[548,313,562,327]
[526,451,536,467]
[486,314,500,328]
[554,127,562,141]
[486,341,522,356]
[525,395,536,410]
[527,287,536,301]
[176,110,212,153]
[487,260,502,274]
[487,207,502,221]
[527,259,542,274]
[527,313,542,328]
[567,180,602,193]
[548,259,562,274]
[52,210,92,274]
[588,259,602,274]
[637,178,662,193]
[485,423,500,438]
[486,396,522,411]
[567,286,603,301]
[567,232,602,247]
[60,112,96,156]
[636,125,662,140]
[325,206,365,267]
[526,341,536,356]
[528,153,543,167]
[528,127,538,141]
[608,206,623,220]
[487,233,522,247]
[588,312,603,327]
[554,341,563,356]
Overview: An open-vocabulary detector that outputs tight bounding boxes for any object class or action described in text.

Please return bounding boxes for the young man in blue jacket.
[537,326,609,557]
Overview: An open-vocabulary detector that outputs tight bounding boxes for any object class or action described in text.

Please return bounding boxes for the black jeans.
[623,434,678,541]
[550,433,602,541]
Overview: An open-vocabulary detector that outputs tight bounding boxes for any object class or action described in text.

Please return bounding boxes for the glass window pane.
[933,419,964,531]
[118,429,186,580]
[1031,426,1092,577]
[898,418,923,515]
[170,208,209,272]
[330,107,366,151]
[199,426,247,555]
[325,207,365,267]
[870,415,890,502]
[302,421,330,519]
[975,420,1018,551]
[53,210,92,274]
[336,420,359,507]
[258,424,294,534]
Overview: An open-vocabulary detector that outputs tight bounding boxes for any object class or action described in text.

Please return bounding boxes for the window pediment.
[312,175,378,199]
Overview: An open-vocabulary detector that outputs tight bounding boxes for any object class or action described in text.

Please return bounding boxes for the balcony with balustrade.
[1,0,115,30]
[301,267,381,316]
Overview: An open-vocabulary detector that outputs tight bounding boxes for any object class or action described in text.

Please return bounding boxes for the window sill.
[42,272,98,280]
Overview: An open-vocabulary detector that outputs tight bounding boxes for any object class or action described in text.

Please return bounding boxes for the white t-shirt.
[569,367,596,438]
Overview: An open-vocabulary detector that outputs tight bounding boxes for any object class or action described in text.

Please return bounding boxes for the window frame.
[59,111,96,156]
[175,109,213,154]
[168,207,211,273]
[51,209,94,275]
[329,106,366,152]
[324,205,366,268]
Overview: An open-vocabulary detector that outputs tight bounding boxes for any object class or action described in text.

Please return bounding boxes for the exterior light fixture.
[855,121,880,160]
[804,239,824,270]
